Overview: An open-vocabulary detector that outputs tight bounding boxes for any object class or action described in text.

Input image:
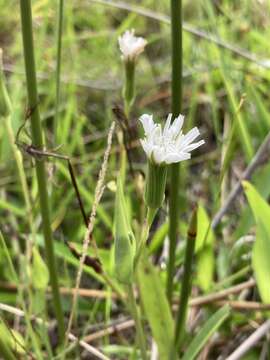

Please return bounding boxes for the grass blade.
[182,305,230,360]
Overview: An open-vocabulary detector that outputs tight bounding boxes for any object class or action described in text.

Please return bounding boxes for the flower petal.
[163,152,191,164]
[139,113,204,165]
[170,114,184,137]
[183,139,205,152]
[163,113,172,135]
[139,114,155,134]
[153,147,165,164]
[181,127,200,146]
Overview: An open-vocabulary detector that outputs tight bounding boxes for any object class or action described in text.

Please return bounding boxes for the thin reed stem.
[19,0,65,343]
[126,284,148,360]
[134,207,156,268]
[173,209,197,358]
[54,0,64,143]
[167,0,183,303]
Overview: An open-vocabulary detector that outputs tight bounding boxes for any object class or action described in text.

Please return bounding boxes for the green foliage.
[243,181,270,303]
[0,51,12,118]
[182,305,231,360]
[138,255,174,360]
[145,161,167,210]
[31,247,49,290]
[196,205,215,292]
[0,319,25,357]
[114,177,136,284]
[0,0,270,357]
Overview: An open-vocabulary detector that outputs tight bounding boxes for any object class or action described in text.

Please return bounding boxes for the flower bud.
[144,160,167,209]
[118,29,147,62]
[0,49,12,118]
[118,30,147,116]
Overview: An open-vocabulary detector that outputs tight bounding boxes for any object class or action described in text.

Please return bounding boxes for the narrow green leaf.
[32,247,49,290]
[196,205,215,292]
[149,221,168,253]
[114,177,136,284]
[195,205,214,251]
[243,181,270,303]
[138,255,174,360]
[233,163,270,239]
[219,57,253,161]
[182,305,230,360]
[197,247,215,292]
[247,84,270,129]
[0,320,25,356]
[0,231,18,284]
[253,220,270,303]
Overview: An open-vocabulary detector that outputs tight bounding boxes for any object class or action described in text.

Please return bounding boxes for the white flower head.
[118,29,147,61]
[139,113,205,165]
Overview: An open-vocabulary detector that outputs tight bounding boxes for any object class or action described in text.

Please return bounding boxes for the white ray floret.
[139,113,205,165]
[118,29,147,61]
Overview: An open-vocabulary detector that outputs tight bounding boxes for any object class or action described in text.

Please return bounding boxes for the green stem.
[127,284,148,360]
[135,207,157,267]
[54,0,64,143]
[19,0,65,343]
[173,209,197,358]
[123,59,135,118]
[167,0,183,304]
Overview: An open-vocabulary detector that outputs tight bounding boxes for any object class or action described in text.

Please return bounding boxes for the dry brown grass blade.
[83,319,135,343]
[65,121,115,339]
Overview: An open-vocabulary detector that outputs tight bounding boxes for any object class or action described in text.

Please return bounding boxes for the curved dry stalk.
[226,320,270,360]
[65,121,115,339]
[83,319,134,343]
[212,130,270,229]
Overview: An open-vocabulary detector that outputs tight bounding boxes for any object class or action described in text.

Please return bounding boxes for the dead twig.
[213,301,270,311]
[0,281,118,299]
[212,131,270,229]
[189,279,256,306]
[226,320,270,360]
[83,319,134,343]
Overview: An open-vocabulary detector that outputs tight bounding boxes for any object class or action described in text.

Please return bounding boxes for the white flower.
[139,113,205,165]
[118,29,147,61]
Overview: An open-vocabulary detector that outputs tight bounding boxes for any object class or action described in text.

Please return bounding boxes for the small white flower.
[139,113,205,165]
[118,29,147,61]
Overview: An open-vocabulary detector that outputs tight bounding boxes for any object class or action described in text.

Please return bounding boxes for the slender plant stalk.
[123,60,135,118]
[167,0,183,303]
[19,0,65,343]
[135,207,156,267]
[173,209,197,358]
[54,0,64,143]
[126,284,148,360]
